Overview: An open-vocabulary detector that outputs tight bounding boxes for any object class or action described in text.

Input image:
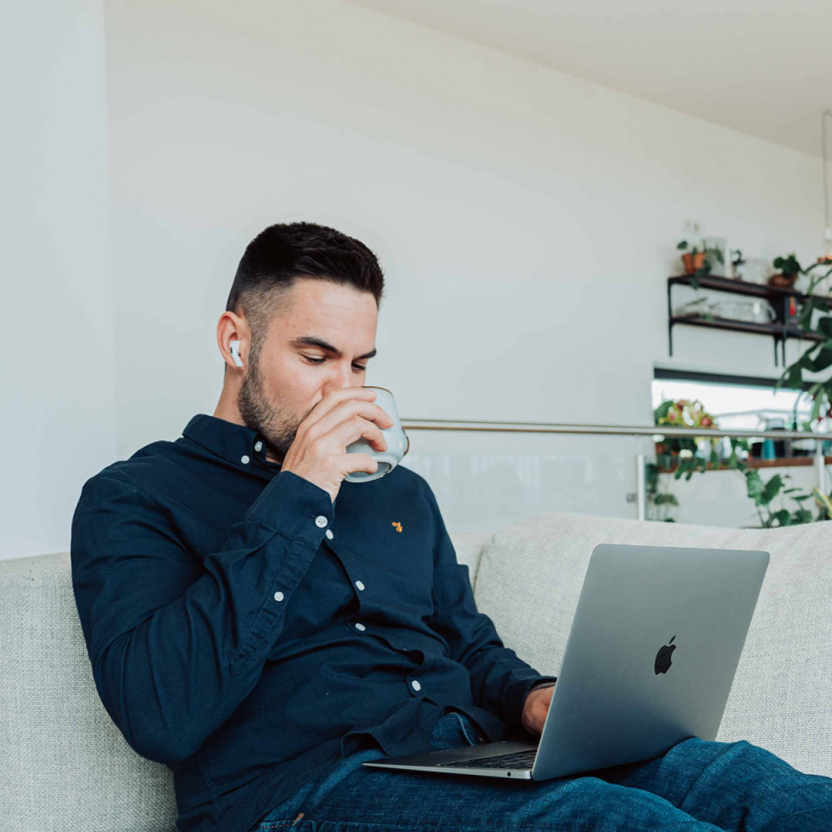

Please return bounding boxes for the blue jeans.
[255,711,832,831]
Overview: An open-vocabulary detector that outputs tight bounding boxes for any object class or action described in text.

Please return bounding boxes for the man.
[71,222,832,832]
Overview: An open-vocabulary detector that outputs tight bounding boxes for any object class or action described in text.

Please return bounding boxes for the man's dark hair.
[225,222,385,369]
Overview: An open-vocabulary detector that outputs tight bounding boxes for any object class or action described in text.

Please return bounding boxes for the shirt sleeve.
[422,480,557,735]
[527,679,557,694]
[70,469,334,765]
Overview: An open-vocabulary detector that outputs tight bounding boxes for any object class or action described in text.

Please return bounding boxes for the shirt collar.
[182,413,282,471]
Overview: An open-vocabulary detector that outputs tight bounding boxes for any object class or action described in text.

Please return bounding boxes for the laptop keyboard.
[435,749,537,769]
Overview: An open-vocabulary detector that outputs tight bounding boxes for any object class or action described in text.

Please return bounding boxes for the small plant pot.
[682,252,707,275]
[767,272,798,288]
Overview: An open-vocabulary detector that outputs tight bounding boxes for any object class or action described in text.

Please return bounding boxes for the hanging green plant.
[774,256,832,423]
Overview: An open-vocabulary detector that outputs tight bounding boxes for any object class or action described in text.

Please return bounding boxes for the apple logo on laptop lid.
[654,635,677,675]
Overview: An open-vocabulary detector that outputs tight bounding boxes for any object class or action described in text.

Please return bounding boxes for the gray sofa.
[2,510,830,831]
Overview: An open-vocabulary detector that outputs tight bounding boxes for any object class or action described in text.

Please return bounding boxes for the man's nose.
[323,365,358,395]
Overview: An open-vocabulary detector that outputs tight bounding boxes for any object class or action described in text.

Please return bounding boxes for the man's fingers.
[301,387,377,433]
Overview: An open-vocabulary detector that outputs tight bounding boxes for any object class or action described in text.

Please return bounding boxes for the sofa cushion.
[0,552,178,832]
[473,511,832,778]
[447,531,492,587]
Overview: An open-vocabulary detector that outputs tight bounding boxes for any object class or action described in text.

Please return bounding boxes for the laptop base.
[363,739,537,779]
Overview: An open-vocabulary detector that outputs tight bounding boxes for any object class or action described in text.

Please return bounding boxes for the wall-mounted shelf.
[667,274,832,366]
[657,454,832,474]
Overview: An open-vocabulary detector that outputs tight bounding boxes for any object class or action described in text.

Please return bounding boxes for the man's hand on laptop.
[282,387,395,503]
[522,683,555,736]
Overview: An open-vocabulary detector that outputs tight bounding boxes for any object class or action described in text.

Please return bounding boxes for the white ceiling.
[353,0,832,159]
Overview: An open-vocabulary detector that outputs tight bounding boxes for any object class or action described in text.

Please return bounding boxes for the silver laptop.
[363,542,769,781]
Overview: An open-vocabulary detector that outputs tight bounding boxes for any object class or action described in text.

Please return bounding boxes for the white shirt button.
[325,529,334,540]
[355,580,365,591]
[411,680,421,691]
[315,516,328,528]
[241,455,250,464]
[254,441,263,452]
[355,622,366,632]
[274,591,284,602]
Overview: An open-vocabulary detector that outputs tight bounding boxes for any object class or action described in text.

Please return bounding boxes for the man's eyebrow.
[290,336,377,360]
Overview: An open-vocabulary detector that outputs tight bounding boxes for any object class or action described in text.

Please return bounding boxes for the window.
[652,370,812,432]
[652,368,824,460]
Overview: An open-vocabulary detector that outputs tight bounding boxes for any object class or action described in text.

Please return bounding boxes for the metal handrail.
[401,418,832,441]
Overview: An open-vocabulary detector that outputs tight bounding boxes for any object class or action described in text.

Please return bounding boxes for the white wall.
[4,0,829,558]
[103,0,827,531]
[1,0,115,559]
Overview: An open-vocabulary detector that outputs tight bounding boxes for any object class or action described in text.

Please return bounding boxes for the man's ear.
[217,311,250,372]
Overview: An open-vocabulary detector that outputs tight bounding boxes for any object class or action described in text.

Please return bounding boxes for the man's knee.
[674,736,753,758]
[670,735,786,787]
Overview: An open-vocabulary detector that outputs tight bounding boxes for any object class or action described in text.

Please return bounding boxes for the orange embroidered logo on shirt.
[392,521,403,533]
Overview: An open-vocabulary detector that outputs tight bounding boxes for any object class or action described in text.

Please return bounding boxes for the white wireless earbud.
[229,340,244,369]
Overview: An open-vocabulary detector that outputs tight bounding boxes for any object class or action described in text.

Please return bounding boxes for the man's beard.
[237,352,302,465]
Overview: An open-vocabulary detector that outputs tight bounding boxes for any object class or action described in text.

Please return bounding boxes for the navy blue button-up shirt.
[70,414,556,832]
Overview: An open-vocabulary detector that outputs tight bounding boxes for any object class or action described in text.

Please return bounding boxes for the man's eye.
[303,356,366,372]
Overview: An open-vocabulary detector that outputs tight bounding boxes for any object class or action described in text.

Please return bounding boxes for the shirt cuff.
[527,677,558,694]
[244,470,335,549]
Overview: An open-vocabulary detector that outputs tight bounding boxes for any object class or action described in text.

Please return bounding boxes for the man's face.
[237,279,379,463]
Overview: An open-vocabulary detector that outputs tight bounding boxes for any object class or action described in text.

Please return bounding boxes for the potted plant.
[677,240,706,275]
[769,253,802,288]
[677,240,725,289]
[648,398,719,522]
[653,399,719,471]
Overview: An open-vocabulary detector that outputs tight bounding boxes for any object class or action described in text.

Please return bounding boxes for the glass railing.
[397,418,832,532]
